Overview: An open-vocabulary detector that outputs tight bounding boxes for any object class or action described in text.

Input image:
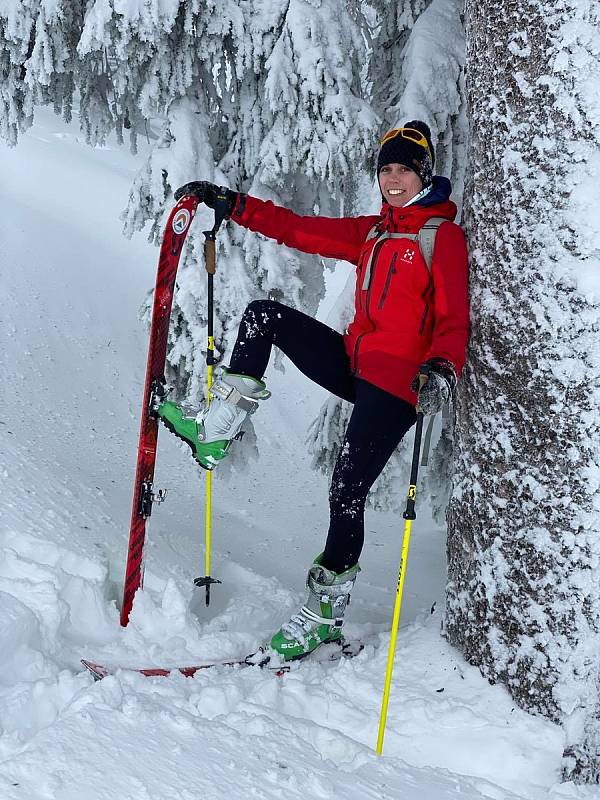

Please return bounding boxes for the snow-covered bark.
[446,0,600,783]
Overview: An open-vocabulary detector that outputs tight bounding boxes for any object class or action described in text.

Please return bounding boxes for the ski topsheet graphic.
[121,196,199,626]
[81,640,364,680]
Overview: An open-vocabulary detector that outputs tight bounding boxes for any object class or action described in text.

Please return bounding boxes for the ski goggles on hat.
[380,127,430,155]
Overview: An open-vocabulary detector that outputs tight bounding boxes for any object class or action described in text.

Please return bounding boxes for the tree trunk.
[446,0,600,783]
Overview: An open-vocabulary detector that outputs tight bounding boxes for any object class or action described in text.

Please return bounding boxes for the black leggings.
[230,300,416,573]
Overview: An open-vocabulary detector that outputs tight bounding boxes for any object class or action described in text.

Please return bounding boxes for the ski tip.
[81,659,110,680]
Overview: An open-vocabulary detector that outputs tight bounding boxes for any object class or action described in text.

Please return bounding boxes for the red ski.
[81,640,364,680]
[81,655,288,679]
[120,196,200,626]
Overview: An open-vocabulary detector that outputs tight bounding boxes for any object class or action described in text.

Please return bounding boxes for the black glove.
[174,181,237,216]
[410,358,457,415]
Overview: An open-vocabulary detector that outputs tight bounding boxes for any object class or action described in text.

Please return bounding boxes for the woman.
[158,120,469,661]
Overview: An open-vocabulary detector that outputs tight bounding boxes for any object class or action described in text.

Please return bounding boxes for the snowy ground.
[0,110,594,799]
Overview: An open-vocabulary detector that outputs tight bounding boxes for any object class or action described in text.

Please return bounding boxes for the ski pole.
[375,364,430,755]
[194,190,231,606]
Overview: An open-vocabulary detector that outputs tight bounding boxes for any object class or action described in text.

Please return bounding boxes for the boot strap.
[307,576,355,598]
[210,380,257,413]
[299,606,343,628]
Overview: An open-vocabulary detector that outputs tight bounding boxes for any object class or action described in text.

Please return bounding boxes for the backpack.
[361,217,447,290]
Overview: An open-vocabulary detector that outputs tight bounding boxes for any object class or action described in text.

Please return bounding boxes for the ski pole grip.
[414,363,431,415]
[204,238,216,274]
[418,362,432,389]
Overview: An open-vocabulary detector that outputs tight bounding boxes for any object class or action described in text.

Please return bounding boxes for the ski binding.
[139,481,167,519]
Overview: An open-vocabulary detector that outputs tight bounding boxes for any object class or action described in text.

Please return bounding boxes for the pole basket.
[194,575,222,606]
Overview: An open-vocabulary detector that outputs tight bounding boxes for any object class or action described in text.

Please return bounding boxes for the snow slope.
[0,110,593,799]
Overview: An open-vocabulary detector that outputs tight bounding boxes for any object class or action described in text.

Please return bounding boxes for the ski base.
[82,639,363,681]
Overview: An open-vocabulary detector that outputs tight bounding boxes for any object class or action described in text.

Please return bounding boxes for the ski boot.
[157,367,270,470]
[270,556,360,662]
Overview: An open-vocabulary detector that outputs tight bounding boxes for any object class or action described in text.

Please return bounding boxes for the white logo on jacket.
[400,245,416,264]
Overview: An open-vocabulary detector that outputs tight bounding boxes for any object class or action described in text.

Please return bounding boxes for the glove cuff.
[215,187,236,218]
[426,358,457,393]
[231,192,246,220]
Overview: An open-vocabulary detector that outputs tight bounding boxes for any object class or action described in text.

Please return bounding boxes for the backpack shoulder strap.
[361,217,447,289]
[365,224,382,241]
[418,217,447,271]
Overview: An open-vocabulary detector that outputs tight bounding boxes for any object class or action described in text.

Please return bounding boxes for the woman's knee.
[243,298,284,318]
[241,299,285,334]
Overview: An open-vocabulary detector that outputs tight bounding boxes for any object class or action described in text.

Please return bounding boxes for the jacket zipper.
[377,253,398,310]
[418,275,434,335]
[418,303,429,335]
[353,238,386,371]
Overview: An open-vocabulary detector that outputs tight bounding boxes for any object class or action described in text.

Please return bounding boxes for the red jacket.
[230,185,469,405]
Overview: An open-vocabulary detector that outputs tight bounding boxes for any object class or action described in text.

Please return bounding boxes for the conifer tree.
[0,0,86,145]
[447,0,600,782]
[0,1,376,428]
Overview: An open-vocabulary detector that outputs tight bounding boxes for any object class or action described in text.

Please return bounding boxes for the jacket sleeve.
[230,193,378,266]
[424,222,470,375]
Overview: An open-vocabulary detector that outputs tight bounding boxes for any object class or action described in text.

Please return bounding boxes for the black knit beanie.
[377,120,434,188]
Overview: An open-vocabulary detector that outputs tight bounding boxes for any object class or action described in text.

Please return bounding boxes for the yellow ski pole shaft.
[375,492,417,754]
[375,369,429,756]
[204,335,214,591]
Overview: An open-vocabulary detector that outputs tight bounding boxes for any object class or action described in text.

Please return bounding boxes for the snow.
[0,109,595,799]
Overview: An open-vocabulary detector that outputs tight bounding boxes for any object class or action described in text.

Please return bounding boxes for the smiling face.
[378,163,423,207]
